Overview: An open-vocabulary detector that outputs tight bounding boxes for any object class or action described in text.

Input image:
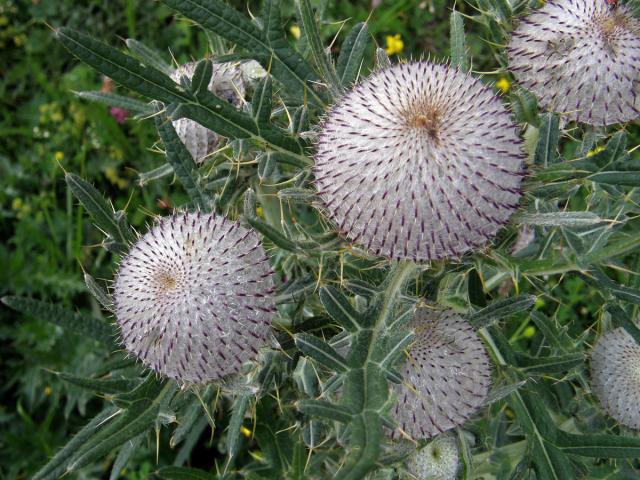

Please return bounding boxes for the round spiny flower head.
[314,61,524,261]
[508,0,640,125]
[406,435,459,480]
[391,308,492,440]
[170,61,245,163]
[591,327,640,429]
[113,212,275,384]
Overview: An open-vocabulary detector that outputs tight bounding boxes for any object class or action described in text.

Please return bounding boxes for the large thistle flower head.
[314,61,524,261]
[508,0,640,125]
[391,308,492,440]
[113,212,275,384]
[170,61,245,163]
[590,327,640,429]
[405,435,460,480]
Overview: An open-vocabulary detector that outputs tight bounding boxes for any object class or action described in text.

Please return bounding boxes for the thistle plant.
[591,327,640,429]
[114,212,275,384]
[508,0,640,125]
[315,61,524,261]
[170,61,245,164]
[405,435,460,480]
[4,0,640,479]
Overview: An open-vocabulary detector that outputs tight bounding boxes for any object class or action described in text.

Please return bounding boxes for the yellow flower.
[587,145,605,157]
[385,34,404,56]
[54,151,64,162]
[496,77,511,94]
[289,25,301,40]
[44,386,52,397]
[240,425,252,438]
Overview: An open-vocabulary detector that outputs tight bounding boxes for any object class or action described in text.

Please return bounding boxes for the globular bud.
[508,0,640,125]
[113,212,276,384]
[170,61,245,163]
[405,435,460,480]
[314,61,524,261]
[591,327,640,429]
[391,308,491,440]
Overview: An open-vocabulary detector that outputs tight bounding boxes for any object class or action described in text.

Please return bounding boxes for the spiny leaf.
[297,399,353,423]
[582,268,640,306]
[336,22,369,87]
[226,394,251,461]
[58,373,139,394]
[295,333,349,372]
[155,108,210,210]
[587,171,640,187]
[126,38,174,76]
[450,10,468,71]
[153,466,219,479]
[555,430,640,458]
[515,211,604,228]
[319,286,361,332]
[252,76,273,125]
[518,352,584,374]
[84,272,114,313]
[469,294,537,328]
[534,113,560,166]
[1,296,116,347]
[74,91,154,115]
[109,433,144,480]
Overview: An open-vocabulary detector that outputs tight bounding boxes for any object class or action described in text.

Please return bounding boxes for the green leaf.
[295,0,341,97]
[74,90,154,115]
[587,171,640,187]
[534,113,560,166]
[583,269,640,305]
[246,216,301,252]
[190,59,214,95]
[295,333,349,372]
[57,28,185,104]
[319,286,361,332]
[154,108,210,210]
[153,466,219,480]
[515,211,604,227]
[171,388,216,448]
[84,272,114,312]
[68,382,173,471]
[518,352,584,374]
[32,407,119,480]
[162,0,324,106]
[605,304,640,345]
[469,294,537,328]
[375,47,391,70]
[110,433,144,480]
[65,173,134,253]
[335,412,382,480]
[126,38,174,76]
[555,431,640,458]
[226,394,251,461]
[450,10,468,71]
[58,373,139,394]
[252,76,273,125]
[297,399,353,423]
[138,163,174,186]
[336,22,369,87]
[1,296,115,347]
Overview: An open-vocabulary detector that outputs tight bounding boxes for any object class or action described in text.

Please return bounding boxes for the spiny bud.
[113,212,275,384]
[405,435,459,480]
[314,61,524,261]
[391,308,491,439]
[508,0,640,125]
[170,61,245,163]
[590,327,640,429]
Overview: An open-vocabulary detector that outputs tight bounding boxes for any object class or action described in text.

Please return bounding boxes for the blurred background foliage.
[1,0,640,478]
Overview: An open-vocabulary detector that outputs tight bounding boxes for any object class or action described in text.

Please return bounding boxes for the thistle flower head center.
[155,270,178,291]
[405,104,442,142]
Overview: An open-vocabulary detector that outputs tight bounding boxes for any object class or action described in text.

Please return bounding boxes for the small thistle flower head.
[170,61,245,163]
[113,212,275,384]
[591,327,640,429]
[314,62,524,261]
[508,0,640,125]
[406,435,460,480]
[391,308,492,440]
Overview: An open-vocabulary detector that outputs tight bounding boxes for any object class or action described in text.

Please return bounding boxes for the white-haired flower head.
[170,61,245,163]
[391,308,492,439]
[508,0,640,125]
[113,212,275,384]
[406,435,459,480]
[591,327,640,429]
[314,61,524,261]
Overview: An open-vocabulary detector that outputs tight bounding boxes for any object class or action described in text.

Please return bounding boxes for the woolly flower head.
[170,61,245,163]
[391,308,491,439]
[508,0,640,125]
[113,212,275,384]
[314,62,524,261]
[406,435,459,480]
[591,327,640,429]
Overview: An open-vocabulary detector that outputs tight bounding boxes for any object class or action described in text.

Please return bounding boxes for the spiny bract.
[391,308,492,440]
[406,435,459,480]
[113,212,275,384]
[314,61,524,261]
[170,61,245,163]
[508,0,640,125]
[591,327,640,429]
